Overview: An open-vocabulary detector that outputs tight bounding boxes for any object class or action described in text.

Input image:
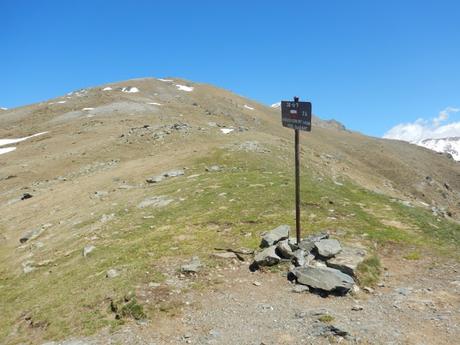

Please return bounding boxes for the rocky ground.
[43,249,460,345]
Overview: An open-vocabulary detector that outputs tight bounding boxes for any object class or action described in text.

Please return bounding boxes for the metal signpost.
[281,97,312,244]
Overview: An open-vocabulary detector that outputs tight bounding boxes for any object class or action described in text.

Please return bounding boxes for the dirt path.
[47,253,460,345]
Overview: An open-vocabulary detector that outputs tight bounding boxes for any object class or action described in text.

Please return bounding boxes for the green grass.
[356,254,382,287]
[0,147,459,343]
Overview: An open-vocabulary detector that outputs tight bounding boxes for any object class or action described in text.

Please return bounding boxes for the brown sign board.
[281,101,312,131]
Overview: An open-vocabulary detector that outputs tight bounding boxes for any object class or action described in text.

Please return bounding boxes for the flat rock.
[297,232,329,252]
[212,252,237,259]
[293,266,354,294]
[326,246,366,276]
[260,225,290,248]
[315,238,342,258]
[254,246,280,266]
[181,256,202,273]
[164,169,185,177]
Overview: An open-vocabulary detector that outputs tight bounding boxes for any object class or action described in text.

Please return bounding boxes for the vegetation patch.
[356,254,382,287]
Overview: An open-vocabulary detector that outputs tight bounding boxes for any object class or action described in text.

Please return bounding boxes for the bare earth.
[48,250,460,345]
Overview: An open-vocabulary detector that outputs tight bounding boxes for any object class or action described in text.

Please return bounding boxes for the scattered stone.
[83,245,95,257]
[315,238,342,258]
[146,175,165,183]
[351,305,364,311]
[21,193,33,200]
[137,196,173,209]
[260,225,290,248]
[146,169,184,183]
[94,191,108,198]
[254,246,281,266]
[19,228,44,243]
[292,284,310,293]
[106,269,119,278]
[205,165,221,172]
[314,324,349,338]
[395,287,412,296]
[326,246,366,276]
[212,252,238,259]
[293,266,355,294]
[276,240,294,259]
[181,256,202,273]
[22,261,35,274]
[363,286,374,294]
[164,169,185,177]
[253,281,261,286]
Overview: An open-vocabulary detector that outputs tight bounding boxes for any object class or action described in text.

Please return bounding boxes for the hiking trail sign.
[281,100,312,131]
[280,97,312,244]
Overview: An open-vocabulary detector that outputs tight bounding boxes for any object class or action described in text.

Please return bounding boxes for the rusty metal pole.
[294,96,301,244]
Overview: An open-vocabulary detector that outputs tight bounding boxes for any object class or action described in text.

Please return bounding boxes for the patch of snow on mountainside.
[158,78,173,82]
[417,137,460,161]
[220,128,234,134]
[0,107,8,110]
[121,87,139,93]
[102,87,112,91]
[176,84,194,92]
[244,105,254,110]
[271,102,281,108]
[0,132,48,147]
[0,147,16,155]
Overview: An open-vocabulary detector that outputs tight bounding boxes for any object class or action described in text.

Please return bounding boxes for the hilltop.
[0,77,459,344]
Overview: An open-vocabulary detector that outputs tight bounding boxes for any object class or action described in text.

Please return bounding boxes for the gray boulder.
[181,256,202,273]
[297,232,329,252]
[254,246,280,266]
[326,246,366,277]
[315,239,342,258]
[293,266,354,294]
[260,225,290,248]
[292,249,306,267]
[276,240,294,259]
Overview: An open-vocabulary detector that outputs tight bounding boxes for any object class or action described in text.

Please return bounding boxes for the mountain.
[416,136,460,161]
[0,77,459,344]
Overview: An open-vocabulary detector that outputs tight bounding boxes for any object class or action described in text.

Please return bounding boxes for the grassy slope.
[1,145,459,344]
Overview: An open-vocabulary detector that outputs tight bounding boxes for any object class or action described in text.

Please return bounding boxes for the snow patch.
[0,107,8,110]
[0,147,16,155]
[271,102,281,108]
[0,132,48,147]
[220,128,234,134]
[244,105,254,110]
[57,101,66,104]
[417,137,460,161]
[121,87,139,93]
[102,87,112,91]
[176,84,194,92]
[148,102,162,106]
[158,78,173,82]
[82,107,94,111]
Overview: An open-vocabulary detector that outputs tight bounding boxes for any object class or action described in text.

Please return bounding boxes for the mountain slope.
[0,77,459,344]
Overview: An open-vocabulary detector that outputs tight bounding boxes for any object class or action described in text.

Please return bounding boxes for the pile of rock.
[251,225,367,296]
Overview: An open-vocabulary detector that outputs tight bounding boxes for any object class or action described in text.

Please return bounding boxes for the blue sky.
[1,0,459,137]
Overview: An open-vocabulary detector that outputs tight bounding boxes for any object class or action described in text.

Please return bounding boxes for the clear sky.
[2,0,459,138]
